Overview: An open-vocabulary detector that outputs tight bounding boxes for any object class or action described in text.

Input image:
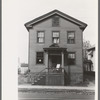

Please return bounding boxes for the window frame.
[37,31,45,43]
[67,31,75,44]
[67,52,76,65]
[52,16,60,27]
[36,52,44,64]
[52,31,60,44]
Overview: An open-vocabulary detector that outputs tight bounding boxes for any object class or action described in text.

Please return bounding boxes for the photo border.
[98,0,100,100]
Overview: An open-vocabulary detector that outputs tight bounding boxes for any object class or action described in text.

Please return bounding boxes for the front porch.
[43,44,67,85]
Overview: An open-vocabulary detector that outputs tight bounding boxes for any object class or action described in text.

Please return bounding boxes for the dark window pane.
[52,16,59,27]
[36,52,44,64]
[37,58,43,64]
[68,59,75,65]
[68,52,75,65]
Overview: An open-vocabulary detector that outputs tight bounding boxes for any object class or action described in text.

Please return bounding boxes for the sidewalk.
[18,84,95,91]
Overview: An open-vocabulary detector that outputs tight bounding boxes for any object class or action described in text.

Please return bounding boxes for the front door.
[49,55,61,69]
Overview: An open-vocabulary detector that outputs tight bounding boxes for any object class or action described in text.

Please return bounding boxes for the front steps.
[31,75,46,85]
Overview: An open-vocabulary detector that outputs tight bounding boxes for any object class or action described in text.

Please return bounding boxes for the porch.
[29,67,65,86]
[43,44,67,85]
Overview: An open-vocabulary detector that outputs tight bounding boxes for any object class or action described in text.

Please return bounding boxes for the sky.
[2,0,98,100]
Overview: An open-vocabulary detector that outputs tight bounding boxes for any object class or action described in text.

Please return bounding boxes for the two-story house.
[25,10,87,86]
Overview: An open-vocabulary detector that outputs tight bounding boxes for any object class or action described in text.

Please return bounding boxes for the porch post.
[61,51,64,85]
[61,51,64,68]
[46,52,48,68]
[46,52,49,85]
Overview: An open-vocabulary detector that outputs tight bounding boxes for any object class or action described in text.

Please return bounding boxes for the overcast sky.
[3,0,98,64]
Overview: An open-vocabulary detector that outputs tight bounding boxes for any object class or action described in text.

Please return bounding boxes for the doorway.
[48,55,61,68]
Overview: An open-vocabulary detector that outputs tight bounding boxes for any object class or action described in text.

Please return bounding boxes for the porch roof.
[43,43,67,51]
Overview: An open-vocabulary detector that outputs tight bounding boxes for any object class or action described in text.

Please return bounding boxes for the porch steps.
[32,75,46,85]
[30,68,65,85]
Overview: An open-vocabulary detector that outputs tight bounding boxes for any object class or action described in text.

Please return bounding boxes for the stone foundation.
[70,73,83,85]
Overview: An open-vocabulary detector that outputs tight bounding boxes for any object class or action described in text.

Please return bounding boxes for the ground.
[18,86,95,100]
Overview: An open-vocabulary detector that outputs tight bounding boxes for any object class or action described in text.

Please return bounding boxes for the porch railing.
[46,68,64,74]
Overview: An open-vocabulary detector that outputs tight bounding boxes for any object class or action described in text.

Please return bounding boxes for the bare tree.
[83,39,92,49]
[83,39,92,59]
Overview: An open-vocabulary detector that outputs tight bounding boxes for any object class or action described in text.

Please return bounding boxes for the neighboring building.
[86,47,95,71]
[18,63,28,74]
[20,63,29,74]
[83,47,95,72]
[25,10,87,85]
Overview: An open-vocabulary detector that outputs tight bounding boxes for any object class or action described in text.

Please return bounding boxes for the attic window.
[52,16,59,27]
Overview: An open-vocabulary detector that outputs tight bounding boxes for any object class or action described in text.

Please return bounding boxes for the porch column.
[45,52,48,85]
[61,51,64,68]
[46,52,48,68]
[61,51,64,85]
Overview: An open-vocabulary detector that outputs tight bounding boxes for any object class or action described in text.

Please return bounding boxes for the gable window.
[67,31,75,44]
[52,31,60,43]
[52,16,59,27]
[36,52,44,64]
[37,31,45,43]
[68,52,76,65]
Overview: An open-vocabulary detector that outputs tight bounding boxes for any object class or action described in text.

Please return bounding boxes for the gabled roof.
[25,9,87,31]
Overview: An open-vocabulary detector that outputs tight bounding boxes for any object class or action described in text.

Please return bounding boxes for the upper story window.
[52,31,60,44]
[68,52,76,65]
[67,31,75,44]
[52,16,59,27]
[37,31,45,43]
[36,52,44,64]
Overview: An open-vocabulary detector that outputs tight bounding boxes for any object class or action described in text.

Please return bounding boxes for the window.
[52,16,59,27]
[37,31,45,43]
[68,52,76,65]
[36,52,44,64]
[52,31,60,43]
[67,31,75,44]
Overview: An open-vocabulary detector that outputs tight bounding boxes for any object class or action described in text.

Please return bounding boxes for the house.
[25,10,87,85]
[85,47,95,71]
